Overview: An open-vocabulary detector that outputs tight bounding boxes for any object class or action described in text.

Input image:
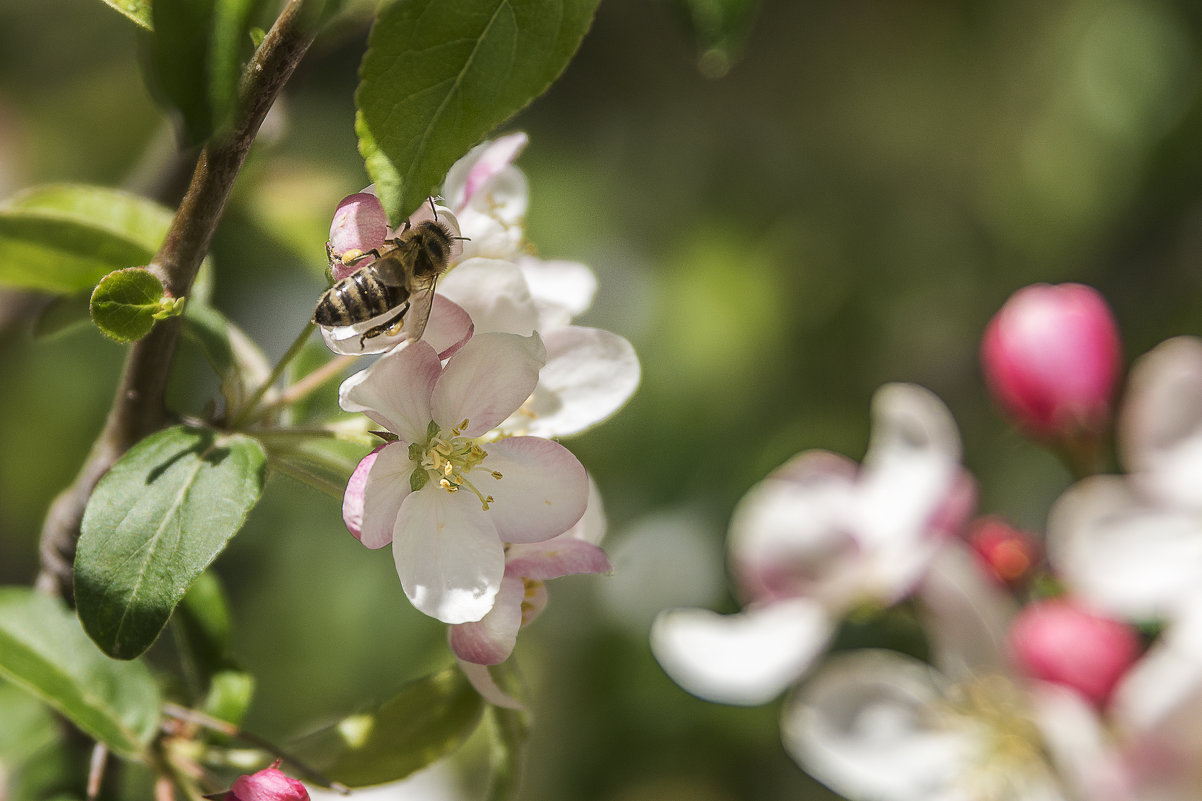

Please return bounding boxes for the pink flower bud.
[981,283,1121,440]
[328,192,388,280]
[226,764,310,801]
[1007,598,1140,706]
[966,516,1040,586]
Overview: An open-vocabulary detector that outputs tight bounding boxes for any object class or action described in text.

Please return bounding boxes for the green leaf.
[356,0,599,223]
[0,588,161,757]
[97,0,154,30]
[150,0,258,143]
[0,184,175,294]
[33,293,93,340]
[201,669,254,731]
[75,426,267,660]
[289,667,484,786]
[89,267,182,343]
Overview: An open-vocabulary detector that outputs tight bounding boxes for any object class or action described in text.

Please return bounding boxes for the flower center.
[937,675,1056,799]
[410,419,503,510]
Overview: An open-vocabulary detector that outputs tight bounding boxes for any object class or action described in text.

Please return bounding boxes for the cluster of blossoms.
[318,134,638,700]
[653,282,1202,800]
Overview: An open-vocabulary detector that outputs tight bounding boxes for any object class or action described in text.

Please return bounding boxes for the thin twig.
[248,352,358,424]
[36,0,318,603]
[230,322,316,428]
[163,704,350,795]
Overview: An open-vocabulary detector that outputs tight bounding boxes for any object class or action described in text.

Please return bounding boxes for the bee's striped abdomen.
[313,268,406,326]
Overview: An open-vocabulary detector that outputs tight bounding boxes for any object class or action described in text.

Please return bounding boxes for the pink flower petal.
[651,599,834,706]
[392,488,505,624]
[478,436,588,544]
[430,332,546,436]
[328,192,388,267]
[505,539,612,580]
[358,442,415,549]
[339,341,440,442]
[343,445,382,543]
[444,133,529,211]
[423,296,474,360]
[437,258,539,336]
[449,575,525,664]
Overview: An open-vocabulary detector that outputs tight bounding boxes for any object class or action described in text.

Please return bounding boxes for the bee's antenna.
[428,197,438,221]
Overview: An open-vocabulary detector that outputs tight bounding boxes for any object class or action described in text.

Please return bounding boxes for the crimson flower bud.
[966,516,1040,587]
[328,192,388,281]
[1007,598,1140,707]
[981,283,1121,441]
[225,764,310,801]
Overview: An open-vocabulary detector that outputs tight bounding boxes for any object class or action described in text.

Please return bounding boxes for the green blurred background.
[3,0,1202,798]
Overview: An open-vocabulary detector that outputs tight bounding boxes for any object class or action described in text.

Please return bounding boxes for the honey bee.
[313,211,456,347]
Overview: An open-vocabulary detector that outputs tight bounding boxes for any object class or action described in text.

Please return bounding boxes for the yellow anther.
[491,471,503,480]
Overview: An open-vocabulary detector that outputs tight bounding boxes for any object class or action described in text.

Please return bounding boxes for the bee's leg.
[358,302,411,347]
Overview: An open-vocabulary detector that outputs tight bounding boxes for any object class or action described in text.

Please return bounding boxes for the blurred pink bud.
[328,192,388,280]
[981,283,1121,440]
[225,763,310,801]
[966,516,1040,586]
[1008,598,1140,707]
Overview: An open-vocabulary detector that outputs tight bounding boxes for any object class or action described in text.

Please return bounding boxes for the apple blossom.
[338,331,589,624]
[981,282,1121,442]
[651,383,969,705]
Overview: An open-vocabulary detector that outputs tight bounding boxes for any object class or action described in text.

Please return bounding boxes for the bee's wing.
[403,278,438,342]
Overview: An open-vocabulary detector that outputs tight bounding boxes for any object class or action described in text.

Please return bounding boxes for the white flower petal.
[358,443,414,549]
[392,488,505,624]
[1120,336,1202,510]
[478,436,588,544]
[918,542,1016,679]
[430,332,546,436]
[650,599,833,706]
[727,451,860,606]
[1111,604,1202,754]
[499,326,640,439]
[438,258,539,336]
[516,256,598,327]
[857,383,961,551]
[781,650,975,801]
[339,341,440,442]
[1048,475,1202,620]
[449,575,525,665]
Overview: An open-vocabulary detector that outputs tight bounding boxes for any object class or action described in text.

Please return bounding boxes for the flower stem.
[484,665,531,801]
[230,322,316,428]
[35,0,318,603]
[246,352,358,424]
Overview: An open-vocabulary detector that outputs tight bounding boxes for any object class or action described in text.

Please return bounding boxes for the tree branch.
[36,0,317,602]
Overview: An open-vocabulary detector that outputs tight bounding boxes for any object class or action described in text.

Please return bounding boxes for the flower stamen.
[417,420,498,510]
